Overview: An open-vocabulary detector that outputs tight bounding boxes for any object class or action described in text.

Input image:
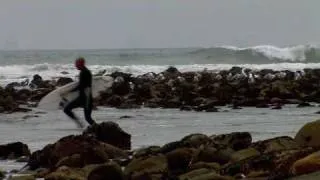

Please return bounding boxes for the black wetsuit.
[63,67,95,125]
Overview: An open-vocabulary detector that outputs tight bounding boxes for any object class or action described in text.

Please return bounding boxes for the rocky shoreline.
[1,66,320,113]
[0,119,320,180]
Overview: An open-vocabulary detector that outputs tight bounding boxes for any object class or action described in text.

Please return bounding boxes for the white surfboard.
[37,76,114,110]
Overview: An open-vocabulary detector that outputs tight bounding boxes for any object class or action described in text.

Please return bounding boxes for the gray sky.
[0,0,319,49]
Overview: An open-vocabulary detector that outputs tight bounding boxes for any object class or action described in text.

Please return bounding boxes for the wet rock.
[44,166,86,180]
[0,170,4,179]
[288,171,320,180]
[179,105,193,111]
[189,162,220,171]
[29,74,53,89]
[290,151,320,176]
[105,95,124,107]
[133,82,153,100]
[159,141,182,154]
[271,104,282,110]
[211,132,252,151]
[30,88,53,102]
[270,97,284,104]
[87,162,124,180]
[166,148,195,174]
[252,136,300,154]
[180,133,212,148]
[178,168,213,180]
[9,175,36,180]
[230,148,261,162]
[196,147,234,165]
[0,142,31,159]
[83,121,131,150]
[56,77,73,86]
[16,89,32,102]
[268,148,316,180]
[183,172,233,180]
[294,120,320,148]
[119,115,133,119]
[27,135,128,170]
[133,146,161,158]
[124,155,168,179]
[297,102,313,108]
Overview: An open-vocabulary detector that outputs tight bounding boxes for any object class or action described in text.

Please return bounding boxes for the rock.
[124,155,168,179]
[30,88,53,102]
[180,105,193,111]
[0,142,31,159]
[294,120,320,148]
[119,115,133,119]
[268,148,316,180]
[16,89,32,101]
[0,170,4,179]
[194,100,219,112]
[112,77,131,96]
[288,171,320,180]
[290,151,320,176]
[189,162,220,171]
[8,175,36,180]
[165,66,180,75]
[166,148,195,174]
[83,121,131,150]
[159,141,182,154]
[133,146,161,158]
[44,166,86,180]
[56,77,73,86]
[270,97,284,104]
[211,132,252,151]
[178,168,213,180]
[184,172,233,180]
[105,95,124,107]
[230,148,261,162]
[252,136,300,154]
[27,135,128,170]
[87,162,124,180]
[297,102,313,108]
[271,104,282,110]
[196,147,234,165]
[180,133,212,148]
[246,171,269,178]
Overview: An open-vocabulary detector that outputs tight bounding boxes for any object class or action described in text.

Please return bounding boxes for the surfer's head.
[75,57,85,70]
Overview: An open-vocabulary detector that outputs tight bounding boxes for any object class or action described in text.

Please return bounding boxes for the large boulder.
[0,142,30,159]
[83,121,131,150]
[165,148,196,175]
[295,120,320,148]
[252,136,301,154]
[27,135,128,170]
[290,150,320,176]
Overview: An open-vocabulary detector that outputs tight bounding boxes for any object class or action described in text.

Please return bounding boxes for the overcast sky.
[0,0,319,49]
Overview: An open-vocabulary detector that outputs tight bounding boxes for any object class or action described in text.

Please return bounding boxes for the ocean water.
[1,45,320,85]
[1,45,320,173]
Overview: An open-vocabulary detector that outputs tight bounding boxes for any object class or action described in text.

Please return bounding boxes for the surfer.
[62,57,96,128]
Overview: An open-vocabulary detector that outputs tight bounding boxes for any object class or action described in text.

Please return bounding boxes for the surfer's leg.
[83,95,96,125]
[63,98,85,128]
